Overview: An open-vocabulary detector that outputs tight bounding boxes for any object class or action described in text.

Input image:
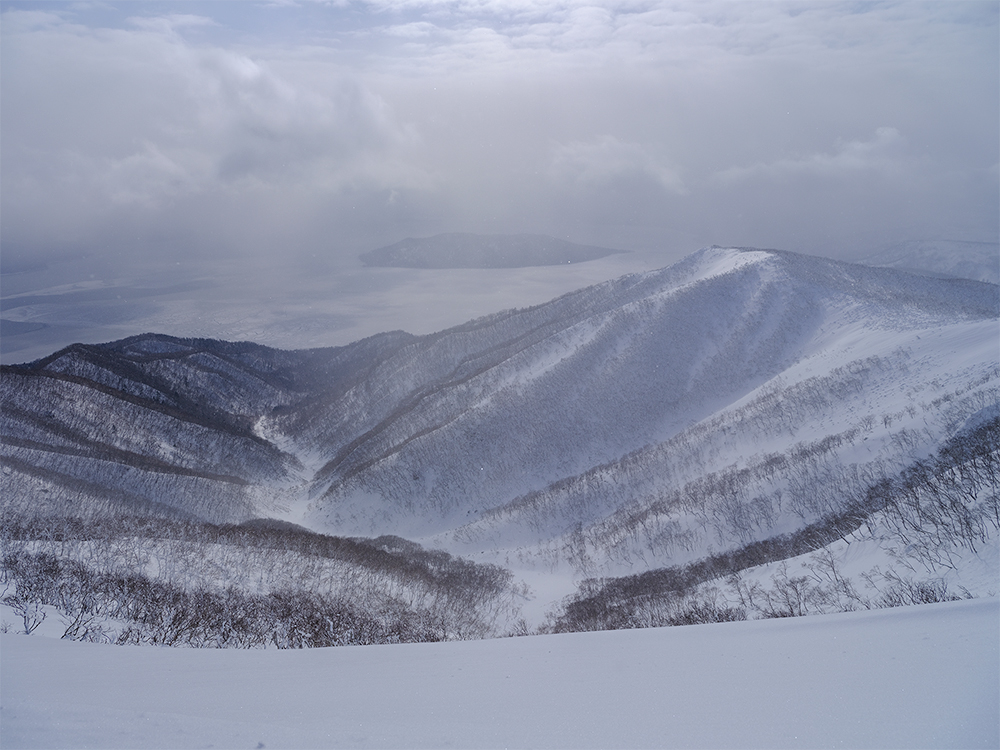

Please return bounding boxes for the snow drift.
[2,597,996,749]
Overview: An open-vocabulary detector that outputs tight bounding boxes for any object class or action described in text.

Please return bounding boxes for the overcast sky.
[2,1,998,272]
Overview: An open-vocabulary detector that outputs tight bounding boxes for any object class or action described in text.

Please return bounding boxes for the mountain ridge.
[2,247,997,575]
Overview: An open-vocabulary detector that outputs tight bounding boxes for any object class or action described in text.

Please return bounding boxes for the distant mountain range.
[859,239,999,284]
[359,232,626,268]
[2,247,997,582]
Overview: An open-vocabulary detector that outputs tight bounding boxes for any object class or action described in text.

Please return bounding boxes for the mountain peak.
[2,249,996,565]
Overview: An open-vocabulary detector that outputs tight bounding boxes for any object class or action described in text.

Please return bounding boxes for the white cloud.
[714,128,905,185]
[0,2,995,262]
[100,141,200,207]
[0,8,67,33]
[384,21,440,38]
[128,14,218,34]
[1,12,424,208]
[347,1,998,75]
[550,135,687,194]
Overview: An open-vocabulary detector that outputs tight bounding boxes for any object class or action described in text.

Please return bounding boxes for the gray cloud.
[714,128,905,184]
[2,1,997,273]
[550,136,687,194]
[1,6,427,264]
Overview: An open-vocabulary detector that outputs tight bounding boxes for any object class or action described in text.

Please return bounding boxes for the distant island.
[360,232,627,269]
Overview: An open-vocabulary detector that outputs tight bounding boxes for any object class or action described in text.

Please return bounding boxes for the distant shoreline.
[360,232,628,269]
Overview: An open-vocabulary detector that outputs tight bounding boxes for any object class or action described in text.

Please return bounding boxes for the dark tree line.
[1,509,523,645]
[1,550,443,647]
[1,512,514,605]
[548,415,998,633]
[867,415,999,569]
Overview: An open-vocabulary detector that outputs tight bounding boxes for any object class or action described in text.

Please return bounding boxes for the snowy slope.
[2,598,996,749]
[2,246,997,621]
[443,315,997,575]
[293,247,997,550]
[0,331,417,522]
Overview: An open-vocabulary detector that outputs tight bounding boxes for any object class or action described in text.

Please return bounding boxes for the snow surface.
[2,598,997,749]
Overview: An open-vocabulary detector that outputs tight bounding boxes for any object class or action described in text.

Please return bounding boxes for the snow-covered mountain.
[858,239,1000,284]
[2,246,997,586]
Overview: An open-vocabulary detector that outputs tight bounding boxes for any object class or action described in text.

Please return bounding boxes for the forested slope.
[2,246,997,639]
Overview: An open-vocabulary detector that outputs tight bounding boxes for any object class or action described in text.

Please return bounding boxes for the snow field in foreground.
[2,597,997,749]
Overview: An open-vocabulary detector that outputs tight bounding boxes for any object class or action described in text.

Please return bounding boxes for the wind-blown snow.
[2,599,996,749]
